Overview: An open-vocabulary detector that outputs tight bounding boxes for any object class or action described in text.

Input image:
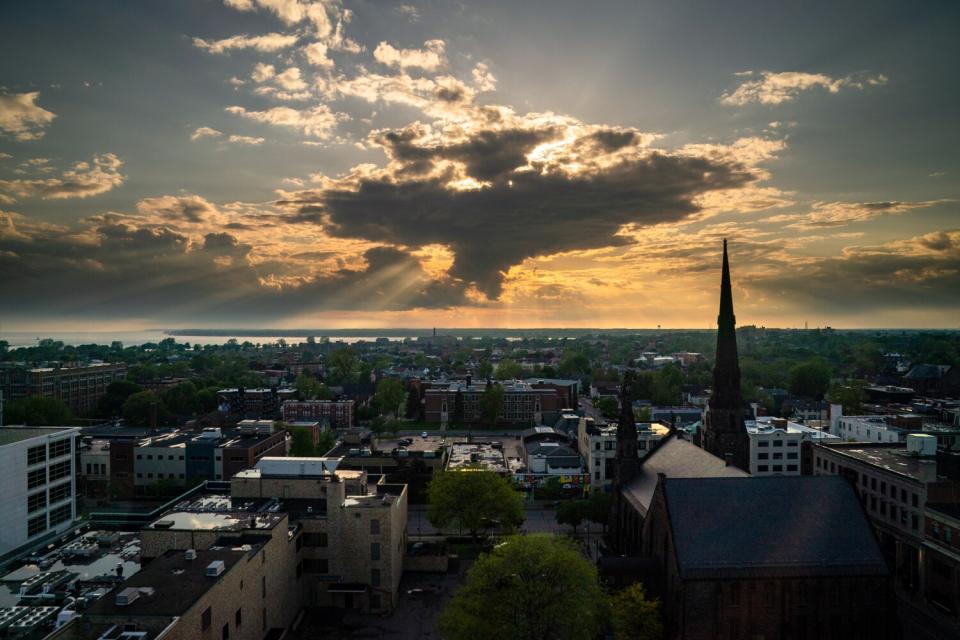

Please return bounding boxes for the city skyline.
[1,0,959,331]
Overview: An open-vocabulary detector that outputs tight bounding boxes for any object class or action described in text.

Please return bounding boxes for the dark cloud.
[746,230,960,312]
[281,126,759,298]
[0,214,467,322]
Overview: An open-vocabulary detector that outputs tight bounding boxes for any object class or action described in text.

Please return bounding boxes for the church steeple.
[712,239,743,409]
[701,239,751,472]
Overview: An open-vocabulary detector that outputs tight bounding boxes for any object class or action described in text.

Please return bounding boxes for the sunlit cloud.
[0,91,56,141]
[721,70,888,106]
[0,153,124,202]
[193,32,299,54]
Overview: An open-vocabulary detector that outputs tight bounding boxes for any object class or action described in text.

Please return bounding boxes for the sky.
[0,0,958,331]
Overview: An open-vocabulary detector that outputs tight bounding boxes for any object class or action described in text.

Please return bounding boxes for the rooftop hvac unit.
[206,560,226,577]
[114,588,140,606]
[906,433,937,457]
[184,549,197,560]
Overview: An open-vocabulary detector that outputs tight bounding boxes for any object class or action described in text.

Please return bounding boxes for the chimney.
[724,452,734,467]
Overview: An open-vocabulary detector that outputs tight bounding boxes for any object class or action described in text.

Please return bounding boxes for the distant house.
[903,364,960,397]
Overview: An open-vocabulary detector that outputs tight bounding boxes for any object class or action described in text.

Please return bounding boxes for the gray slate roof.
[663,476,889,579]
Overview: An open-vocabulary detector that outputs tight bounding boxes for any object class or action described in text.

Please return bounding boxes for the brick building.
[640,476,896,639]
[0,362,126,413]
[423,380,566,427]
[282,399,354,428]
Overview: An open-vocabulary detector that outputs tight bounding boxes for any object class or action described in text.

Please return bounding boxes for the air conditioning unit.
[115,588,140,606]
[206,560,225,577]
[184,549,197,560]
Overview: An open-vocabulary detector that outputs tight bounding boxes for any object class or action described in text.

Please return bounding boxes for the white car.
[421,431,429,438]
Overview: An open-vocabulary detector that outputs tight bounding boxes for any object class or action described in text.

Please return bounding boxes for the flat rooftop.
[446,443,508,473]
[85,548,245,618]
[817,444,941,483]
[0,426,77,447]
[146,494,284,531]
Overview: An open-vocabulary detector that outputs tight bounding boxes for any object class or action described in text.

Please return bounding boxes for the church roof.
[662,476,889,579]
[622,435,747,515]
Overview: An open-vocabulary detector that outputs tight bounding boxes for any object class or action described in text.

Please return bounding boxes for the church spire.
[711,239,743,409]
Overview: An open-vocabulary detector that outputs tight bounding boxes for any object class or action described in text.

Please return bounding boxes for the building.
[217,387,296,419]
[746,416,839,476]
[523,378,580,411]
[924,503,960,621]
[904,364,960,397]
[833,414,904,443]
[578,417,669,489]
[423,380,566,426]
[281,399,355,428]
[445,442,509,474]
[640,476,895,640]
[0,362,126,413]
[649,406,702,427]
[233,457,408,611]
[79,437,111,498]
[0,426,80,559]
[700,240,751,472]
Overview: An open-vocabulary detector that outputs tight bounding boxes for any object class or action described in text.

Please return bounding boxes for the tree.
[452,388,464,425]
[374,378,406,420]
[6,397,74,426]
[558,351,591,379]
[295,371,332,400]
[477,359,494,380]
[289,427,315,457]
[122,391,169,427]
[479,383,505,427]
[438,534,606,640]
[556,500,584,532]
[595,396,619,418]
[494,358,524,380]
[316,429,336,455]
[584,490,612,531]
[327,347,360,384]
[610,582,663,640]
[827,380,866,414]
[427,470,524,540]
[789,358,832,400]
[97,379,143,417]
[651,364,683,405]
[162,381,201,416]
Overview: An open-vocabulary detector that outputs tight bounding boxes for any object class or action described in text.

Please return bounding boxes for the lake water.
[0,331,408,348]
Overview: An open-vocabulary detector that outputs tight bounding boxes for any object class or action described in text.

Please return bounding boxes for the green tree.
[162,381,201,416]
[427,470,524,540]
[827,380,866,414]
[438,534,606,640]
[495,358,524,380]
[295,371,332,400]
[789,358,832,400]
[289,427,316,456]
[479,383,505,427]
[610,582,663,640]
[327,347,360,384]
[556,500,584,532]
[585,490,612,531]
[651,364,683,405]
[477,359,494,380]
[97,380,143,417]
[558,351,591,379]
[121,391,169,426]
[595,396,619,419]
[6,397,74,426]
[374,378,406,420]
[316,429,336,455]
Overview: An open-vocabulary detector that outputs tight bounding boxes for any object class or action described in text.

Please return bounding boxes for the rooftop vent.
[153,520,174,530]
[115,588,140,606]
[206,560,226,577]
[184,549,197,561]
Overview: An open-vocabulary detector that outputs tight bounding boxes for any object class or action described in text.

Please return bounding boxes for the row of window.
[26,504,73,538]
[27,461,72,489]
[756,440,798,448]
[27,438,73,466]
[28,482,73,513]
[757,464,798,473]
[85,463,107,476]
[757,452,798,460]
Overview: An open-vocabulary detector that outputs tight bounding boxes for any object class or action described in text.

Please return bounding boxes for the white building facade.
[747,417,839,476]
[0,426,80,557]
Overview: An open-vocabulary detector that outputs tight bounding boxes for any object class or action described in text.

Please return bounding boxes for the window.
[773,440,783,447]
[147,473,153,479]
[261,577,266,599]
[861,475,868,487]
[222,624,229,640]
[303,532,328,547]
[758,441,769,448]
[370,519,380,535]
[262,609,266,632]
[28,514,47,537]
[594,471,600,480]
[371,542,381,561]
[27,445,46,466]
[49,483,71,504]
[49,460,71,482]
[168,455,174,460]
[371,568,381,587]
[303,559,328,573]
[136,454,142,460]
[773,465,783,472]
[870,496,877,511]
[816,457,821,468]
[235,609,242,627]
[787,441,798,447]
[901,488,907,503]
[913,493,919,508]
[49,504,72,526]
[757,465,769,472]
[871,478,877,491]
[912,514,919,531]
[773,453,783,460]
[758,453,768,460]
[880,502,887,516]
[28,492,47,513]
[28,468,46,490]
[787,452,798,460]
[881,481,886,493]
[49,439,71,458]
[787,465,798,472]
[202,607,212,631]
[890,506,898,520]
[594,442,600,451]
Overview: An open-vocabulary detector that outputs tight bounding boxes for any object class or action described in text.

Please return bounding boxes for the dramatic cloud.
[373,40,446,71]
[226,104,342,138]
[769,199,951,229]
[278,112,777,298]
[190,126,223,141]
[0,153,124,202]
[747,230,960,313]
[0,91,56,141]
[193,32,299,54]
[219,0,360,50]
[304,42,334,69]
[721,71,887,106]
[472,63,497,92]
[0,208,467,322]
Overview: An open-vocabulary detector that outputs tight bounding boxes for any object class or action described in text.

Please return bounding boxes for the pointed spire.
[712,239,743,408]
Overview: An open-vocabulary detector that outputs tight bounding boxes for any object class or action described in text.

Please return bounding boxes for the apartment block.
[0,362,126,413]
[282,399,355,428]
